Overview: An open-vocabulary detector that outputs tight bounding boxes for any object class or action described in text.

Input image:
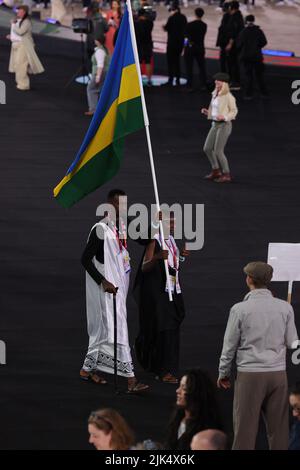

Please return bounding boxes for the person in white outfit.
[80,189,150,394]
[8,5,44,90]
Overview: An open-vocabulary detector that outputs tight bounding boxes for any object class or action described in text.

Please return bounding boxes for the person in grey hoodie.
[217,261,298,450]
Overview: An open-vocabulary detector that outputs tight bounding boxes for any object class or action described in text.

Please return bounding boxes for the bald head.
[191,429,227,451]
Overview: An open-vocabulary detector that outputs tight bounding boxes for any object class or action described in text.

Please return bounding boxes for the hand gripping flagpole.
[127,0,173,301]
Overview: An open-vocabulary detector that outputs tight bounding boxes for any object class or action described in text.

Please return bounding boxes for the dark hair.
[107,189,126,200]
[111,0,121,19]
[230,1,240,10]
[245,14,255,23]
[165,369,223,450]
[95,33,106,45]
[195,8,204,18]
[290,382,300,396]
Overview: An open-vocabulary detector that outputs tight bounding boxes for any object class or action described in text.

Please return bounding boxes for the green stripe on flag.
[55,97,144,208]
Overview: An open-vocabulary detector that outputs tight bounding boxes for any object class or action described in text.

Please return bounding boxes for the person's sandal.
[80,369,107,385]
[156,373,178,384]
[127,378,149,394]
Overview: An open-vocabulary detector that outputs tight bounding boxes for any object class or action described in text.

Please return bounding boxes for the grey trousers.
[232,371,289,450]
[87,75,104,112]
[203,121,232,173]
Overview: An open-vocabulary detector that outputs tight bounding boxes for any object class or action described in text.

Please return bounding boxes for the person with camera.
[162,4,187,87]
[7,5,44,91]
[85,34,110,116]
[135,8,154,86]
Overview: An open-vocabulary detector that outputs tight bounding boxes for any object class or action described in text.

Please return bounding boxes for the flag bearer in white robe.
[80,189,149,394]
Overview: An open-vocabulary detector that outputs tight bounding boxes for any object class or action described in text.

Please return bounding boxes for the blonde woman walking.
[201,73,238,183]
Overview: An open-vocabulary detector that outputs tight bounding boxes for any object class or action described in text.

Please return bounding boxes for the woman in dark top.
[134,215,189,384]
[165,369,223,450]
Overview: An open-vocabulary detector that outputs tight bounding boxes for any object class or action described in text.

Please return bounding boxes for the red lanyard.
[114,219,127,251]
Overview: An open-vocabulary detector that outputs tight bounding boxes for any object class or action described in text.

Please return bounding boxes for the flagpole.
[127,0,173,301]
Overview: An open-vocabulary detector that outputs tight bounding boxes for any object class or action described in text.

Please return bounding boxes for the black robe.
[133,240,185,375]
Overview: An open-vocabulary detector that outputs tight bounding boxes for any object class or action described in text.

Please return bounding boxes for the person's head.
[107,189,126,218]
[169,4,180,14]
[137,8,147,19]
[245,14,255,25]
[229,1,240,13]
[190,429,227,450]
[160,210,175,237]
[213,72,230,94]
[17,5,29,20]
[111,0,120,10]
[289,383,300,421]
[167,370,222,449]
[195,8,204,19]
[243,261,273,290]
[88,408,135,450]
[95,34,106,47]
[176,370,220,421]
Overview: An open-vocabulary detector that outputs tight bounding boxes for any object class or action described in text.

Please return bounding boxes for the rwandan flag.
[53,6,144,208]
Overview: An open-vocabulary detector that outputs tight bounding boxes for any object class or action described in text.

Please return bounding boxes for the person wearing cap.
[217,261,298,449]
[236,15,268,99]
[201,72,237,183]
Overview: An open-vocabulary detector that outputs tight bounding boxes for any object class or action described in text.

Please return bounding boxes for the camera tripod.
[64,33,90,89]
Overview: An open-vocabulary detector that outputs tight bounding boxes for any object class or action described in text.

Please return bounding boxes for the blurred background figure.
[184,8,207,92]
[289,382,300,450]
[237,14,268,99]
[190,429,228,450]
[50,0,67,24]
[104,0,122,54]
[8,5,44,91]
[88,408,135,450]
[162,4,187,87]
[165,369,223,449]
[85,33,110,116]
[216,2,231,74]
[85,2,109,59]
[224,1,244,90]
[135,7,154,86]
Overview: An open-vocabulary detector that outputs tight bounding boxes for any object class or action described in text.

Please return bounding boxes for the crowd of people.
[5,0,273,98]
[86,376,300,450]
[79,189,299,450]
